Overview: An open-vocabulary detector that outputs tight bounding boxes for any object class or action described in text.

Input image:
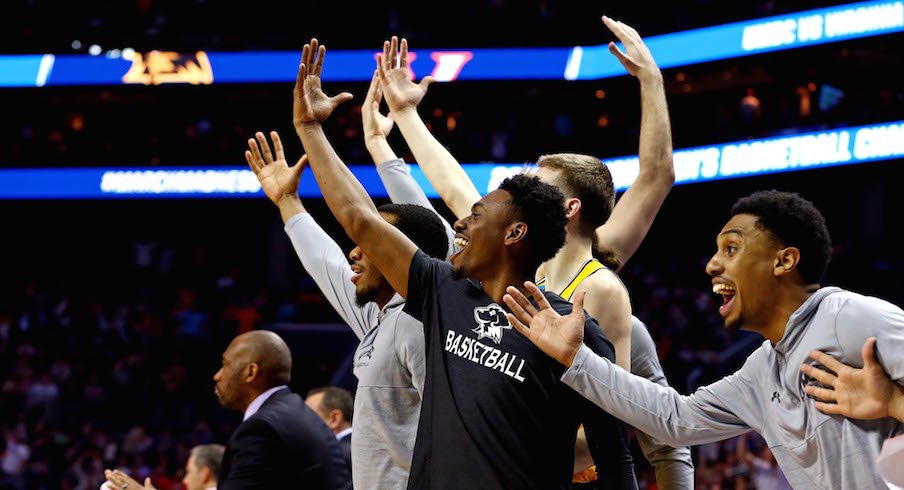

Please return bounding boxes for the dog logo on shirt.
[472,304,511,344]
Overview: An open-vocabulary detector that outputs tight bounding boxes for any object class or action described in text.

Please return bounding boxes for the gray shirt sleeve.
[562,343,762,447]
[833,295,904,383]
[284,213,379,340]
[629,318,695,489]
[376,158,456,260]
[394,318,426,397]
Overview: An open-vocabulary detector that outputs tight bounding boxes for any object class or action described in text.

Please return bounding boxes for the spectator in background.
[305,387,354,479]
[103,443,225,490]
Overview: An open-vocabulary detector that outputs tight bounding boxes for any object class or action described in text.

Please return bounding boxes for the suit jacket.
[337,432,352,480]
[219,388,351,489]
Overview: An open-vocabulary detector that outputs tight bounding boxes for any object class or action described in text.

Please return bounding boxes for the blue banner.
[1,0,901,88]
[1,121,901,199]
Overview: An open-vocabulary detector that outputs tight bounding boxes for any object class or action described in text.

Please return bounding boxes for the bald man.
[214,331,350,489]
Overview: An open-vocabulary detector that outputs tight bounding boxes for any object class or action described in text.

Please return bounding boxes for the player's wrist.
[637,69,663,86]
[390,105,419,119]
[890,384,904,423]
[276,192,301,207]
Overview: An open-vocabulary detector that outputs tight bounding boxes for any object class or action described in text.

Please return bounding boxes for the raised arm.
[293,39,417,298]
[245,132,379,339]
[378,36,481,219]
[594,17,675,268]
[363,71,456,257]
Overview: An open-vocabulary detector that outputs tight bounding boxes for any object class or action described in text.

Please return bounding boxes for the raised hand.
[293,38,354,128]
[377,36,435,114]
[245,131,308,205]
[800,337,904,421]
[602,16,661,81]
[503,281,586,367]
[362,71,395,140]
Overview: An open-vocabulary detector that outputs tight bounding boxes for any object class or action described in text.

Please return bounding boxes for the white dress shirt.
[243,385,288,421]
[335,427,352,440]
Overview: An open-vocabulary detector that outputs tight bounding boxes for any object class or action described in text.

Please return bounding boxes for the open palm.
[602,16,659,79]
[377,36,435,113]
[801,337,901,419]
[503,282,586,366]
[363,72,395,139]
[293,38,354,128]
[245,131,306,205]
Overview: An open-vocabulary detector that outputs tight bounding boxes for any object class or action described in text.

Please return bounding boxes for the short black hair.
[307,386,354,423]
[497,174,568,272]
[190,444,225,481]
[731,190,832,283]
[379,203,449,260]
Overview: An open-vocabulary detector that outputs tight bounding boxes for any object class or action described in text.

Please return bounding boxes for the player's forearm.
[365,135,398,166]
[562,345,750,447]
[296,122,380,240]
[594,73,673,265]
[277,194,306,224]
[637,73,674,184]
[392,107,481,219]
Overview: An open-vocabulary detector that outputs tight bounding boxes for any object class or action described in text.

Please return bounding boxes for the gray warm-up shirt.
[562,287,904,489]
[630,317,695,488]
[286,213,425,490]
[376,158,456,257]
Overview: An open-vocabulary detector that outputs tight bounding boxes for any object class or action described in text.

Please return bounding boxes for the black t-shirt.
[404,251,636,490]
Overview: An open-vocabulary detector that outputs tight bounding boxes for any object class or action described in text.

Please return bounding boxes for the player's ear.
[505,222,527,245]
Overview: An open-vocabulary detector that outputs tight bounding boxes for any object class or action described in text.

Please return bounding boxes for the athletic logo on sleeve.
[472,304,511,344]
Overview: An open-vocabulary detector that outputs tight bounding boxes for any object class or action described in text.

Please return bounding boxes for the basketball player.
[244,132,447,490]
[506,190,904,489]
[374,18,692,486]
[292,38,637,488]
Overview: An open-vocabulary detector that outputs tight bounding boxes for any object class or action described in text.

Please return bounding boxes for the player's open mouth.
[451,234,469,263]
[713,282,736,317]
[350,264,364,284]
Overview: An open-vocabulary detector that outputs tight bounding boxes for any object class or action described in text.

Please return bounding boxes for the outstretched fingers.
[292,154,309,176]
[270,131,285,162]
[247,138,265,170]
[254,132,274,164]
[390,36,399,68]
[400,38,409,68]
[504,286,537,326]
[524,281,552,311]
[505,311,531,338]
[314,45,326,77]
[570,290,586,318]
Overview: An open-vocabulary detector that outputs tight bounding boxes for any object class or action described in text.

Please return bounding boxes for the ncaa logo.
[472,304,511,344]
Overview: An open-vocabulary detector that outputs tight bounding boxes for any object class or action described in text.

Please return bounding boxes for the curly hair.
[731,190,832,283]
[497,174,568,272]
[378,203,449,260]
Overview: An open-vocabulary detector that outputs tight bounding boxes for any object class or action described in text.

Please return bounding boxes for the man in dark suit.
[213,330,350,489]
[305,387,354,480]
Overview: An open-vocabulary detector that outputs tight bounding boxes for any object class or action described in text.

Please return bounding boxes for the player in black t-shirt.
[291,38,637,489]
